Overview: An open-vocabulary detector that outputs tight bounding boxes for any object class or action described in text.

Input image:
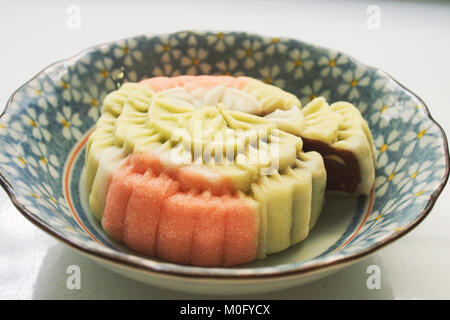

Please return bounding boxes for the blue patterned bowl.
[0,31,448,295]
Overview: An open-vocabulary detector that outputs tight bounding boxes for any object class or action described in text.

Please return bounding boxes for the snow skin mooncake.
[85,75,375,267]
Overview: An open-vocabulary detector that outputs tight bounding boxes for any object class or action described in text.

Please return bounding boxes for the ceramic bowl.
[0,31,448,295]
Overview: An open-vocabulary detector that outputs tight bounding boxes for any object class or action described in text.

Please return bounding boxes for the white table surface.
[1,0,449,300]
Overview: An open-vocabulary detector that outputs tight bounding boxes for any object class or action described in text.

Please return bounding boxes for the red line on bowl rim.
[63,129,103,245]
[335,188,375,251]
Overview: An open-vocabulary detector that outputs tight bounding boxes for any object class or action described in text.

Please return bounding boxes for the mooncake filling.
[302,138,361,193]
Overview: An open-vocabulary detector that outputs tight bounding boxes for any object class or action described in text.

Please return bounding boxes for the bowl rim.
[0,31,449,280]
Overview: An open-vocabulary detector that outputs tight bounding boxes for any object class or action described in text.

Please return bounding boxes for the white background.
[0,0,449,299]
